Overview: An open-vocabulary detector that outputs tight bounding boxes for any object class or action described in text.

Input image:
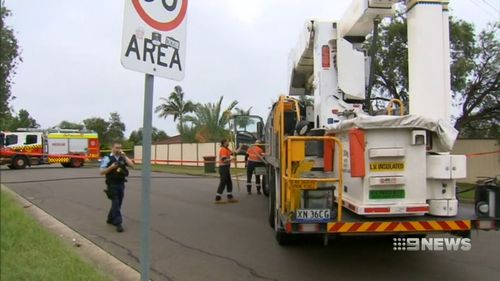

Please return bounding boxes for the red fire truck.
[0,129,100,169]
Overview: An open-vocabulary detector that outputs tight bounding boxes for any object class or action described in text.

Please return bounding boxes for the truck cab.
[1,131,43,148]
[231,115,264,155]
[0,129,100,169]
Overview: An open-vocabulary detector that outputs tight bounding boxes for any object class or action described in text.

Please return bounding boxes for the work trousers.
[216,165,233,197]
[107,182,125,225]
[246,161,264,192]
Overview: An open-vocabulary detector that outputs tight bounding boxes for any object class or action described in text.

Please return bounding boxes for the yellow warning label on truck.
[290,180,317,189]
[369,162,405,172]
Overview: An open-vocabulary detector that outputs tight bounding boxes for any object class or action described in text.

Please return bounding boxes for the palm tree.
[233,106,254,130]
[155,85,195,136]
[176,122,197,143]
[185,96,238,142]
[298,95,314,107]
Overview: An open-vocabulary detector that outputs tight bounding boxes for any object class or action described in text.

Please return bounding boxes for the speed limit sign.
[121,0,188,80]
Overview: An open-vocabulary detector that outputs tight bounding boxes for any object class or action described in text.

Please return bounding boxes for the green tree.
[366,12,408,112]
[367,13,499,138]
[176,123,197,143]
[83,117,109,147]
[155,85,195,137]
[128,127,169,145]
[55,113,128,148]
[58,121,84,130]
[298,95,314,107]
[185,96,238,142]
[153,129,168,144]
[10,109,39,130]
[107,112,125,142]
[0,3,22,130]
[233,106,254,130]
[453,23,499,138]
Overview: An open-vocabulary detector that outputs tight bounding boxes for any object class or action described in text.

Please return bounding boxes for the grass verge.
[457,182,475,202]
[0,190,110,281]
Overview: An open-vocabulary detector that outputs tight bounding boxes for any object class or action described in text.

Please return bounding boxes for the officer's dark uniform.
[104,155,129,227]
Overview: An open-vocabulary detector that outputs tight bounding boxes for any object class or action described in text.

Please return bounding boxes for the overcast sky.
[5,0,499,136]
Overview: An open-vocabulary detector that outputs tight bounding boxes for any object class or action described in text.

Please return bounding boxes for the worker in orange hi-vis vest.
[215,139,238,204]
[246,140,265,195]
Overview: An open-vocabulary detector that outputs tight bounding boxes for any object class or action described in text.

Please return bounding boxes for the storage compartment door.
[48,139,69,154]
[69,138,88,153]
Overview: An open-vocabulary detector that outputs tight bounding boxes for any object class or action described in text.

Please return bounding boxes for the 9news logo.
[393,237,471,251]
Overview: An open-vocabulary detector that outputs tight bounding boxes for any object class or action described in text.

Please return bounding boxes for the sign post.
[121,1,188,280]
[140,73,154,281]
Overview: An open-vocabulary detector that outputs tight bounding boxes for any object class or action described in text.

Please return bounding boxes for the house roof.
[153,135,182,145]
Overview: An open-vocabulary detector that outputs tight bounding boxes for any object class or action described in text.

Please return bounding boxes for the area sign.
[121,0,188,80]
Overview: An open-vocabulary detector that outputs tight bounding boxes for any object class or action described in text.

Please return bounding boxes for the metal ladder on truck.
[274,96,344,245]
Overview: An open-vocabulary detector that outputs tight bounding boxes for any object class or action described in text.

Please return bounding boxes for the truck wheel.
[268,169,276,228]
[268,187,276,228]
[12,156,28,169]
[61,163,71,168]
[70,158,83,168]
[262,174,269,197]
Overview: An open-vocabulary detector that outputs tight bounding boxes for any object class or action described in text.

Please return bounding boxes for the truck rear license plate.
[296,209,330,221]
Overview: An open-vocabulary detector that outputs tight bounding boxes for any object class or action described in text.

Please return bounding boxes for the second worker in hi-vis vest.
[246,140,265,195]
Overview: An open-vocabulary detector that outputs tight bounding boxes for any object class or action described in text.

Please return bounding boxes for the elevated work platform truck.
[259,0,499,245]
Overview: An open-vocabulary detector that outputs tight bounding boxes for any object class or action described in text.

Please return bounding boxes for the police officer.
[246,140,265,194]
[100,142,134,232]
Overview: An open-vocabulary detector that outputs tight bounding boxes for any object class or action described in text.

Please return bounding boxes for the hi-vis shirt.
[219,147,232,166]
[247,145,264,162]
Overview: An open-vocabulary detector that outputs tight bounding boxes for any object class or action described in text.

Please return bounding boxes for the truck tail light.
[365,207,390,213]
[407,206,429,213]
[476,220,496,230]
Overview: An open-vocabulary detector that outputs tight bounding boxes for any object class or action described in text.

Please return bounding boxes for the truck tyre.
[61,163,71,168]
[70,158,83,168]
[12,156,28,169]
[268,169,276,228]
[262,173,269,197]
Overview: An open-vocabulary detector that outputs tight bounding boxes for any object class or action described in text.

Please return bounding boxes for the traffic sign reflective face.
[121,0,188,80]
[132,0,188,31]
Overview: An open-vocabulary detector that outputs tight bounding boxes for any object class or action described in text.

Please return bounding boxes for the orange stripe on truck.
[367,222,381,232]
[327,220,471,233]
[348,129,365,177]
[455,220,470,229]
[348,223,363,232]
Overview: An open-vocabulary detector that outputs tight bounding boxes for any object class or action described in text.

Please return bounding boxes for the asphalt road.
[1,165,499,281]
